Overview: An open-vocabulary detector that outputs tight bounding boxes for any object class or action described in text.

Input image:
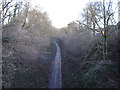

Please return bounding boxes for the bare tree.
[2,0,23,25]
[80,0,116,60]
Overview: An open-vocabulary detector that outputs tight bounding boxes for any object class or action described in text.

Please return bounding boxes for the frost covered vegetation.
[58,22,119,88]
[2,1,57,88]
[1,0,119,88]
[2,22,55,87]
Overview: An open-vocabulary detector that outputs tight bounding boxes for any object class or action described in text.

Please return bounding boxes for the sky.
[29,0,118,28]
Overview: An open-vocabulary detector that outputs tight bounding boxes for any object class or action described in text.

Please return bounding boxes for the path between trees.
[49,41,62,88]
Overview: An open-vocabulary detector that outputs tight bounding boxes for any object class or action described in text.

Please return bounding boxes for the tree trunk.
[93,22,95,41]
[103,0,107,60]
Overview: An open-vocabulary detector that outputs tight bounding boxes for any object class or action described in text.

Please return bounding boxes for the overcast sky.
[29,0,118,28]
